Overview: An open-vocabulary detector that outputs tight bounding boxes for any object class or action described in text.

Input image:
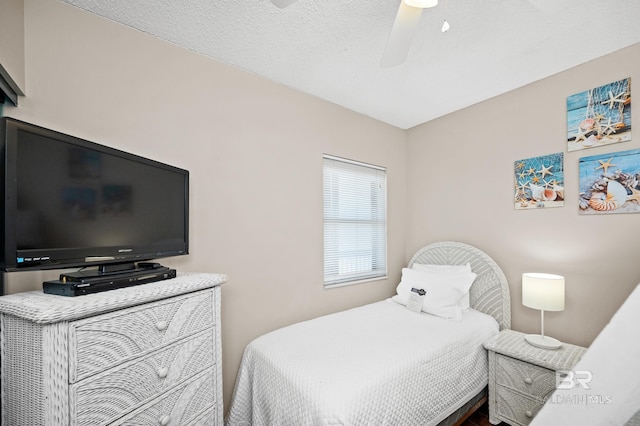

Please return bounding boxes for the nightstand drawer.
[496,385,544,426]
[496,354,556,399]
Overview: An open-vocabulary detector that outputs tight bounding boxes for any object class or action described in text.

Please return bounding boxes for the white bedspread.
[226,299,499,426]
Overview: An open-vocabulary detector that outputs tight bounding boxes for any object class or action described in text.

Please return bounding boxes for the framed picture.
[514,152,564,209]
[567,77,631,152]
[579,148,640,215]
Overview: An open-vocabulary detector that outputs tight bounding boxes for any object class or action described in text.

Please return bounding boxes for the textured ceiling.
[59,0,640,129]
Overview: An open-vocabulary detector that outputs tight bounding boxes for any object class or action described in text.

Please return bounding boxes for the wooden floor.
[459,401,497,426]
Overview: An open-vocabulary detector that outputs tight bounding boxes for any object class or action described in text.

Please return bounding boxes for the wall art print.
[567,77,631,152]
[579,148,640,215]
[514,152,564,210]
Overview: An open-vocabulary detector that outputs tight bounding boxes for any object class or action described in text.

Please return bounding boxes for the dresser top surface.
[0,272,227,324]
[484,329,587,371]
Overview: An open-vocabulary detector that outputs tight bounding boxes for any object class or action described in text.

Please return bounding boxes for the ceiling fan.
[270,0,551,68]
[270,0,447,68]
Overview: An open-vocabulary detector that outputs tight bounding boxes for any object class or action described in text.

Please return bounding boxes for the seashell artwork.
[529,183,546,201]
[579,118,595,130]
[567,77,631,152]
[530,183,558,202]
[578,197,590,210]
[588,193,617,211]
[514,153,564,210]
[579,148,640,215]
[582,134,598,147]
[544,188,558,201]
[588,180,626,211]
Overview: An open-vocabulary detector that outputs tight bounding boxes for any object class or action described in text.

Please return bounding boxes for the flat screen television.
[0,117,189,277]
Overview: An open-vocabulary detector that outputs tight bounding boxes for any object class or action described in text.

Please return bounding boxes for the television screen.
[1,117,189,273]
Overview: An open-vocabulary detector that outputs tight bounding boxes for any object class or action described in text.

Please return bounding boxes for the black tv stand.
[60,261,166,283]
[44,262,177,296]
[97,261,138,274]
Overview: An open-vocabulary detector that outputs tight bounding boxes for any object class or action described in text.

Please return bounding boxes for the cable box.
[43,268,177,296]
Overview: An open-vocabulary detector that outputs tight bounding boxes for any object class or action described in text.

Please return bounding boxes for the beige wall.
[0,0,25,95]
[406,43,640,348]
[3,0,406,409]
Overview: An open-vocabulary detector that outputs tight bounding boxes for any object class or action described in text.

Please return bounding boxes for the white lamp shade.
[404,0,438,8]
[522,273,565,312]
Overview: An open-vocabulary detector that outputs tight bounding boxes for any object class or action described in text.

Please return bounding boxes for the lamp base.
[524,334,563,350]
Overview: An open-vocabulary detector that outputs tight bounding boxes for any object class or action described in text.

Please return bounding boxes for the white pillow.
[392,286,463,321]
[410,264,475,310]
[397,267,476,310]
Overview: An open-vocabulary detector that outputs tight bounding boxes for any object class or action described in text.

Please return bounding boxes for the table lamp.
[522,272,565,349]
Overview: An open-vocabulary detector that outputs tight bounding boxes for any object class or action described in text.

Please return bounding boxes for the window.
[323,155,387,287]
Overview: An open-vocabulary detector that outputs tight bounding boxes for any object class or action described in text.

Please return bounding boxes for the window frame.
[322,154,388,288]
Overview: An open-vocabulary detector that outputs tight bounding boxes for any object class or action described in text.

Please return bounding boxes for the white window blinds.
[323,155,387,287]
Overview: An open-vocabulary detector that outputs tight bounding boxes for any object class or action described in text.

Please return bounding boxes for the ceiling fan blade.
[271,0,298,8]
[525,0,565,14]
[380,2,424,68]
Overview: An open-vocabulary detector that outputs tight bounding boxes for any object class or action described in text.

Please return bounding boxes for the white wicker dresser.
[0,272,227,426]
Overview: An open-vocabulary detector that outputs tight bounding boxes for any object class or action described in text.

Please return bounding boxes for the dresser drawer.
[70,289,215,382]
[496,385,544,426]
[111,367,216,426]
[187,407,216,426]
[496,354,556,399]
[72,330,215,426]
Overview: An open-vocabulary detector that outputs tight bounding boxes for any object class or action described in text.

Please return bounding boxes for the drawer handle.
[159,415,171,425]
[157,367,169,378]
[524,377,533,385]
[156,320,168,331]
[525,410,533,418]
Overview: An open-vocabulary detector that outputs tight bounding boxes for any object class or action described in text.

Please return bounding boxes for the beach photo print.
[579,149,640,215]
[567,77,631,152]
[514,152,564,210]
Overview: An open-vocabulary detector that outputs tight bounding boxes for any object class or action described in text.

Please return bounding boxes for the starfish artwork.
[601,90,627,109]
[567,77,632,152]
[595,158,616,174]
[572,126,590,144]
[579,148,640,215]
[628,187,640,205]
[537,164,553,178]
[599,117,617,136]
[514,152,564,210]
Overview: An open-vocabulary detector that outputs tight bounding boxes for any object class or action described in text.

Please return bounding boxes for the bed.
[225,241,511,426]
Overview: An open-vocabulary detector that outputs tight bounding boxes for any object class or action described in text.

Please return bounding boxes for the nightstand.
[483,329,586,426]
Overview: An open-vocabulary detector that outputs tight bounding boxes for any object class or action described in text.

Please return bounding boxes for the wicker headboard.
[408,241,511,330]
